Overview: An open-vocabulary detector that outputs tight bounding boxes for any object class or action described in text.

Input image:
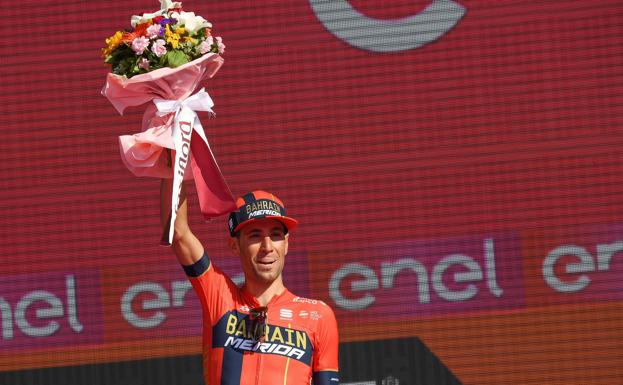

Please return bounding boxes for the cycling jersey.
[183,253,340,385]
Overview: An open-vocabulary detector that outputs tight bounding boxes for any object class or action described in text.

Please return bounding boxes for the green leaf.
[114,55,139,77]
[163,50,190,68]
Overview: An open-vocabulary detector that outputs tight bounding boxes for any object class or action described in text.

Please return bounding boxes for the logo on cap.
[246,200,283,218]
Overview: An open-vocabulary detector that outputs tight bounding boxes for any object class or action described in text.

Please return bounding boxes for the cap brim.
[233,216,298,235]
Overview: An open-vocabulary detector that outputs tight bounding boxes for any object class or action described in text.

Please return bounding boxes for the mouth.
[256,260,275,265]
[256,261,275,273]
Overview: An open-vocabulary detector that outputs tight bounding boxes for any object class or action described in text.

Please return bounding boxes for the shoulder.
[184,254,240,298]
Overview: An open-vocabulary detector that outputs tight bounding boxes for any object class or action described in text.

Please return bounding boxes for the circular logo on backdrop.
[309,0,466,52]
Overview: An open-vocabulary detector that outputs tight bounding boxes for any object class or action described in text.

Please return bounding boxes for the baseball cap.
[228,191,298,236]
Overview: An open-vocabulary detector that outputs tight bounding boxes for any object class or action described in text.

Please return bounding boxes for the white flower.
[131,10,166,27]
[160,0,182,11]
[170,11,212,34]
[130,0,182,26]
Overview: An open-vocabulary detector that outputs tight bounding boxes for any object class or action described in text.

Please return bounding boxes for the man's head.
[227,191,298,287]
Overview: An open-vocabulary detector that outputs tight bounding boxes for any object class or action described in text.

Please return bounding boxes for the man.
[161,180,340,385]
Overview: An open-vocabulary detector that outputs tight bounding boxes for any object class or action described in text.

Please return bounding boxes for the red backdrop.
[1,1,622,383]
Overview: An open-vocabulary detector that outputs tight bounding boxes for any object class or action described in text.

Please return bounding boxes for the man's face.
[229,218,289,286]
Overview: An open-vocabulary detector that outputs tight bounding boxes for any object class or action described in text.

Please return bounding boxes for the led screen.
[1,1,622,384]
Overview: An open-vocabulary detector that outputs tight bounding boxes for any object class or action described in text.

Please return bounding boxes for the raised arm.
[160,178,205,265]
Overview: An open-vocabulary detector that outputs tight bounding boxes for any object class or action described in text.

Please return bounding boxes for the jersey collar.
[240,285,295,308]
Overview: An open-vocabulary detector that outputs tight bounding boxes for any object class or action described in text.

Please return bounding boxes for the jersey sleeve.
[182,252,238,326]
[312,305,340,384]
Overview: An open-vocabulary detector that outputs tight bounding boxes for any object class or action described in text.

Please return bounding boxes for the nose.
[260,236,274,253]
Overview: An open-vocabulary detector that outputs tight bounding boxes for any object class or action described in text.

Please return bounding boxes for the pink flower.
[138,58,150,70]
[146,24,162,39]
[131,36,150,55]
[151,39,167,57]
[197,38,212,54]
[215,36,225,54]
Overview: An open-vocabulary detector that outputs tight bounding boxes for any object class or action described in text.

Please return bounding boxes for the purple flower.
[131,36,150,55]
[158,17,176,25]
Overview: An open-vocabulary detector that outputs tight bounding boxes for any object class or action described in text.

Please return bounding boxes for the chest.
[209,309,318,385]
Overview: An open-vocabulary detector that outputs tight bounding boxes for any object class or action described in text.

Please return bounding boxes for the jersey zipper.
[255,348,263,385]
[282,322,292,385]
[254,314,264,385]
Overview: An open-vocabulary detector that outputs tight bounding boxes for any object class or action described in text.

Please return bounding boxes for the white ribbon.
[153,88,214,118]
[154,88,215,245]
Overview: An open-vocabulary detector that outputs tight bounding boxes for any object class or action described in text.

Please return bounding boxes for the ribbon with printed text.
[154,89,235,245]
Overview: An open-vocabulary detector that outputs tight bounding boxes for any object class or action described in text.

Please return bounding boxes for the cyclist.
[161,180,340,384]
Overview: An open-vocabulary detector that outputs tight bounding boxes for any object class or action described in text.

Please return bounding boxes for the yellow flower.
[102,31,123,57]
[106,31,123,48]
[175,27,186,35]
[168,34,180,49]
[165,25,181,49]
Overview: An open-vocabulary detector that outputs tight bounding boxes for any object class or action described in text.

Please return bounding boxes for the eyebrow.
[246,226,285,234]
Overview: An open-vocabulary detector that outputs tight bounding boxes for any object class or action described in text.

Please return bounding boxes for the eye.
[271,229,285,239]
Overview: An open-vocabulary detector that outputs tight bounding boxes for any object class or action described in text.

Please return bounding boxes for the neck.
[245,276,286,306]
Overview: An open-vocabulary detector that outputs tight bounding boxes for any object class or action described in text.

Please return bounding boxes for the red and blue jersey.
[183,253,340,385]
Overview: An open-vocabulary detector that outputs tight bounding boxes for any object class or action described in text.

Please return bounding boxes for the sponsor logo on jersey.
[213,311,313,365]
[280,308,293,320]
[293,296,319,305]
[310,311,322,320]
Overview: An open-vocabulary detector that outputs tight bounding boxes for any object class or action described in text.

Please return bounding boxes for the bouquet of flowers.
[101,0,235,245]
[102,1,225,78]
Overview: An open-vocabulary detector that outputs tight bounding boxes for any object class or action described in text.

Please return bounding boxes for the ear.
[228,236,241,257]
[283,233,289,256]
